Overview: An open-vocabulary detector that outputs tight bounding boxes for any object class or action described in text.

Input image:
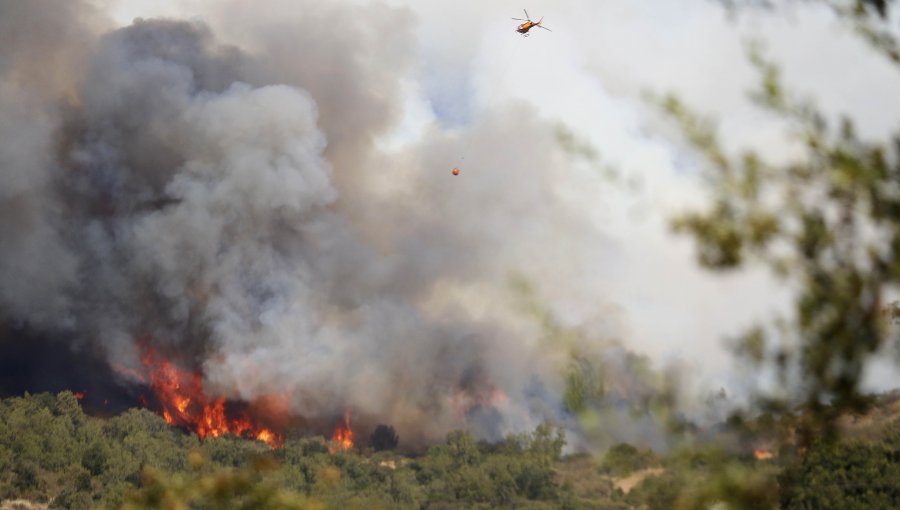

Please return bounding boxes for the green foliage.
[649,2,900,508]
[564,355,606,414]
[81,440,108,476]
[779,428,900,509]
[664,39,900,443]
[600,443,659,477]
[0,393,574,508]
[625,470,684,510]
[4,391,900,509]
[121,454,320,510]
[12,459,41,492]
[413,426,567,507]
[676,462,781,510]
[201,435,269,467]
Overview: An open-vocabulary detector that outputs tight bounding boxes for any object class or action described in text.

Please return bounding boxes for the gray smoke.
[0,0,692,448]
[0,0,105,327]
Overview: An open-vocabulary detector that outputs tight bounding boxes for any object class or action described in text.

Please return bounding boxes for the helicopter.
[512,9,551,36]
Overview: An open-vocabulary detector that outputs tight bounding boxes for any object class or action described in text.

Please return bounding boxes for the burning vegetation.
[110,344,364,451]
[137,345,284,448]
[753,448,774,460]
[0,391,578,508]
[330,410,355,452]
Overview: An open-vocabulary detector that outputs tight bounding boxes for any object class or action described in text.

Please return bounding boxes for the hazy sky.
[98,0,900,399]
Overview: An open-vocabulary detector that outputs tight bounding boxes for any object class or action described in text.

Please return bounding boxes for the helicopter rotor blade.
[540,25,552,31]
[524,9,530,20]
[511,17,527,20]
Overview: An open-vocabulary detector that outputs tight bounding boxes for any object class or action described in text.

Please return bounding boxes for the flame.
[754,448,774,460]
[257,429,275,445]
[330,410,354,452]
[138,345,283,448]
[74,391,85,401]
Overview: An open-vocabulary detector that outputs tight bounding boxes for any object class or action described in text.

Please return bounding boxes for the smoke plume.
[0,0,690,448]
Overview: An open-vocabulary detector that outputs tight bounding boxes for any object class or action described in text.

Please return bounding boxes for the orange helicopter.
[512,9,551,37]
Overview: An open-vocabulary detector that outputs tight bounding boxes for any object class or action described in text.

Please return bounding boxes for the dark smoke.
[0,0,693,449]
[0,322,140,415]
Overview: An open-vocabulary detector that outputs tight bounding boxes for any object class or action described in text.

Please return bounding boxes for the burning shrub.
[137,346,284,448]
[329,412,354,453]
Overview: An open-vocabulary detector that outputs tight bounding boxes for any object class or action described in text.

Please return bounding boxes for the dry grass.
[613,467,665,494]
[0,500,49,510]
[555,454,616,500]
[839,391,900,441]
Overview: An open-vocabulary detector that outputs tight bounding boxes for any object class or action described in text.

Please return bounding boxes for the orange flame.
[754,448,774,460]
[330,410,354,452]
[74,391,85,401]
[139,345,283,448]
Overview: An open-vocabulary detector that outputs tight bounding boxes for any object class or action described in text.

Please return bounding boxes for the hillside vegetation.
[2,391,900,509]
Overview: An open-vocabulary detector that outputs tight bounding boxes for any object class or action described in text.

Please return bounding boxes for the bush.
[372,424,399,451]
[599,443,658,477]
[780,434,900,510]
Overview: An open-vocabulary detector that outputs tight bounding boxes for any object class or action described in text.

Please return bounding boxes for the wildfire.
[138,345,283,448]
[754,448,774,460]
[111,362,147,384]
[449,384,508,420]
[330,410,354,452]
[74,391,85,401]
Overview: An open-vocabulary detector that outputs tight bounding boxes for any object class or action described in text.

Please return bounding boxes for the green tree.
[12,458,41,492]
[526,423,566,463]
[121,452,320,510]
[653,1,900,508]
[665,5,900,443]
[779,426,900,509]
[81,440,108,476]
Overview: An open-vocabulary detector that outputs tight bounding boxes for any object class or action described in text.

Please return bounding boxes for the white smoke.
[0,0,706,448]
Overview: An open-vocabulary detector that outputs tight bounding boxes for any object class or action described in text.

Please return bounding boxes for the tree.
[652,3,900,508]
[81,440,108,476]
[121,452,319,510]
[665,5,900,443]
[371,424,399,452]
[779,428,900,509]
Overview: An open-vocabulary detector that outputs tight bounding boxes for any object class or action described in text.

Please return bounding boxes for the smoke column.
[0,0,690,448]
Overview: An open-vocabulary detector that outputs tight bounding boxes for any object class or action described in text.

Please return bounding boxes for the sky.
[3,0,899,447]
[98,0,900,396]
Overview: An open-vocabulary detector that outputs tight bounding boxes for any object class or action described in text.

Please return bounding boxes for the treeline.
[3,391,900,509]
[0,391,570,509]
